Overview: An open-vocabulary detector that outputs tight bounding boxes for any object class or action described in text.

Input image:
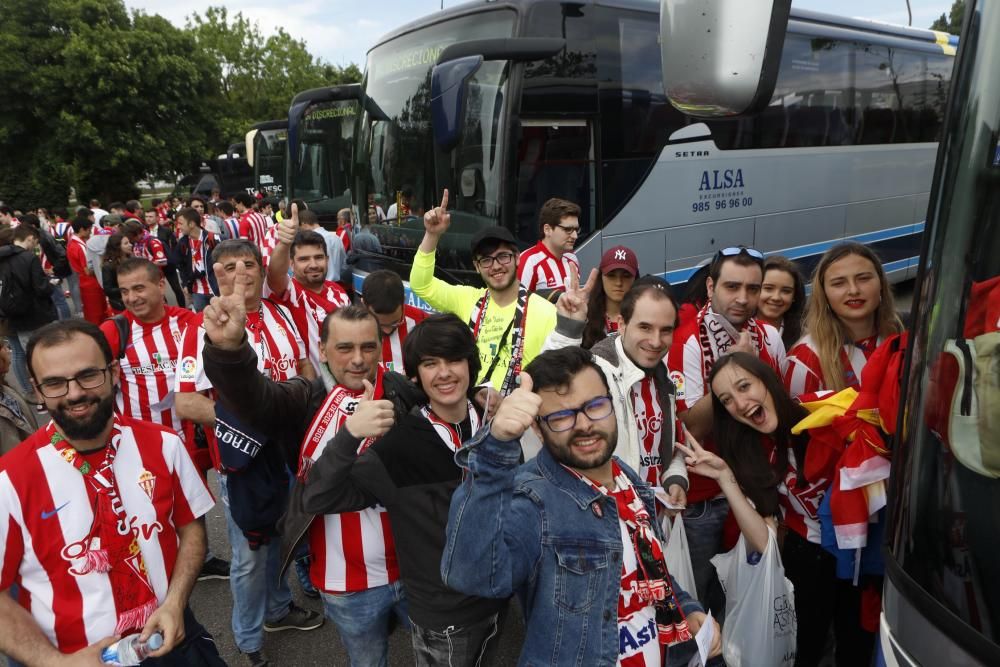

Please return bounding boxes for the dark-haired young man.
[0,226,57,393]
[176,207,219,312]
[301,312,509,665]
[0,320,222,665]
[516,197,581,297]
[124,219,168,268]
[666,246,785,617]
[266,208,350,376]
[297,208,347,286]
[361,269,427,373]
[235,193,269,247]
[200,300,421,667]
[217,200,241,241]
[443,346,721,666]
[410,190,557,395]
[68,216,108,323]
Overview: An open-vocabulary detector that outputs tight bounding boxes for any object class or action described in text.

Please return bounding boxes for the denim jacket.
[442,429,703,667]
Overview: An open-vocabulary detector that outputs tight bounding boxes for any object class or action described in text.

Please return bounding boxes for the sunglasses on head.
[715,246,764,261]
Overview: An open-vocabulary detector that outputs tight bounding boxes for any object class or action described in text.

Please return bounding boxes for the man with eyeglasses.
[0,320,224,665]
[361,269,427,373]
[442,346,721,666]
[410,190,557,396]
[666,245,785,618]
[516,197,582,299]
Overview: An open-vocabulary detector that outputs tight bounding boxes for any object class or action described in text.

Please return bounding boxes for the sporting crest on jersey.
[137,469,155,501]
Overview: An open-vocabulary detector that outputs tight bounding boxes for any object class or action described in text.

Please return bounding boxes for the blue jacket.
[442,429,703,666]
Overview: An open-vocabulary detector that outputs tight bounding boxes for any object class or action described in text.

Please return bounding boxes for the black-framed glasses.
[555,224,580,235]
[716,246,764,261]
[34,366,112,398]
[537,395,613,432]
[476,252,516,269]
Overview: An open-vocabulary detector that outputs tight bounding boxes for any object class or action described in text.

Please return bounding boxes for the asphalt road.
[191,474,527,666]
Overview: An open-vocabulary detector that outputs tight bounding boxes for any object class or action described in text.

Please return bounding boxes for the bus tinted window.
[707,33,952,150]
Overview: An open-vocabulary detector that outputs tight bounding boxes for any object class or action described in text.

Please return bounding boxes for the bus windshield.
[359,9,516,279]
[293,98,359,218]
[254,127,286,197]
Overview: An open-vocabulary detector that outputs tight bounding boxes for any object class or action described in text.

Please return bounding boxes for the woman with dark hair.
[581,245,638,349]
[758,255,806,350]
[678,352,874,667]
[785,242,903,398]
[101,232,131,312]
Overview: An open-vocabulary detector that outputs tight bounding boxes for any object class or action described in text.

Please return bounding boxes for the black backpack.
[0,255,32,318]
[38,231,71,278]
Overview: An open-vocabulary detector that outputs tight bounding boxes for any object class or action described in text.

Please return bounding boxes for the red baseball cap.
[600,245,639,276]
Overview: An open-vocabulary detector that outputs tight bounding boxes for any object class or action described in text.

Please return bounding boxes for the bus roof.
[366,0,958,57]
[251,119,287,131]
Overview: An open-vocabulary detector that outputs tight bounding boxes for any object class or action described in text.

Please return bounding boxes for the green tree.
[187,7,361,149]
[0,0,224,206]
[931,0,965,35]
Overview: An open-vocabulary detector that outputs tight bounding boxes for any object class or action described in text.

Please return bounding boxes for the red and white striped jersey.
[259,225,278,268]
[630,376,664,486]
[133,234,168,267]
[783,334,880,399]
[335,227,351,253]
[380,305,428,374]
[299,385,400,593]
[0,417,214,653]
[238,210,270,247]
[99,307,200,433]
[265,278,350,374]
[188,233,215,296]
[616,504,660,666]
[517,241,579,293]
[175,300,305,394]
[53,221,73,241]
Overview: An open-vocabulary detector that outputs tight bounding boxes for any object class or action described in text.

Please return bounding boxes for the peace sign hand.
[674,428,730,481]
[344,378,396,439]
[203,261,250,351]
[423,189,452,237]
[554,263,599,321]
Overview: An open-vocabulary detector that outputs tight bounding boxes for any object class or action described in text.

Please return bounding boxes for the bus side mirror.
[660,0,791,117]
[431,55,484,152]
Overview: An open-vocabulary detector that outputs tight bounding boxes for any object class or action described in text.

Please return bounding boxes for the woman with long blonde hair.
[784,242,903,398]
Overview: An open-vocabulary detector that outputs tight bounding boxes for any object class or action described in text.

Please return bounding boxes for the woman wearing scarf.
[679,351,875,666]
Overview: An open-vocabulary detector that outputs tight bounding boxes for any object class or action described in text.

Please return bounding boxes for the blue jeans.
[219,475,293,653]
[320,580,408,667]
[6,333,32,395]
[191,292,211,312]
[50,282,70,320]
[683,497,730,621]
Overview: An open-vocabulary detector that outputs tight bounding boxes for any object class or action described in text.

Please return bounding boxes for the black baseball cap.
[470,226,517,256]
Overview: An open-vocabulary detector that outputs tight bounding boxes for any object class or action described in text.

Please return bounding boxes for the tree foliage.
[0,0,361,209]
[186,7,361,147]
[930,0,965,35]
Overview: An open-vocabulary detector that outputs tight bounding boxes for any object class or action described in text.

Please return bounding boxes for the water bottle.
[100,631,164,665]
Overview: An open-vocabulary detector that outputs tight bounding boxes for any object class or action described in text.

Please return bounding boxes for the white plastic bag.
[710,528,796,667]
[663,514,698,601]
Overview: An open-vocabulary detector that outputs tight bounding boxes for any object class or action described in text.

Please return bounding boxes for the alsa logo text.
[699,168,745,191]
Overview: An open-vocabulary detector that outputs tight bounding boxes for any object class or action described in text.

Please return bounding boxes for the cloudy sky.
[124,0,954,68]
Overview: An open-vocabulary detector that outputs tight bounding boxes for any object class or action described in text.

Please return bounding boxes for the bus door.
[513,118,597,249]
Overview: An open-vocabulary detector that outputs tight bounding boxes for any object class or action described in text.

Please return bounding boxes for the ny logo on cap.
[614,249,627,261]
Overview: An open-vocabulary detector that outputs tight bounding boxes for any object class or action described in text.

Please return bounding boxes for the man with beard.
[266,208,349,377]
[442,346,721,666]
[0,320,223,665]
[666,246,785,619]
[543,276,689,508]
[410,190,557,396]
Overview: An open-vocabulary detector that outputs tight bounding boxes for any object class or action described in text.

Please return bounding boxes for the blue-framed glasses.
[537,395,614,432]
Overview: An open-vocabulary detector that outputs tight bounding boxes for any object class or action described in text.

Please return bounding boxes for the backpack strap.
[111,314,130,358]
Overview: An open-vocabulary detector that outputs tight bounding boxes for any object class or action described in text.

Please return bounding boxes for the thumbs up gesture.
[276,202,300,246]
[344,378,396,439]
[490,373,543,441]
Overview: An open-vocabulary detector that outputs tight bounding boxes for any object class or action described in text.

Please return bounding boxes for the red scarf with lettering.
[50,422,157,635]
[563,460,692,647]
[299,367,386,478]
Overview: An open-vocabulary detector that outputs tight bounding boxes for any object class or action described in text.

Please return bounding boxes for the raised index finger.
[231,260,250,302]
[213,262,232,298]
[439,188,449,211]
